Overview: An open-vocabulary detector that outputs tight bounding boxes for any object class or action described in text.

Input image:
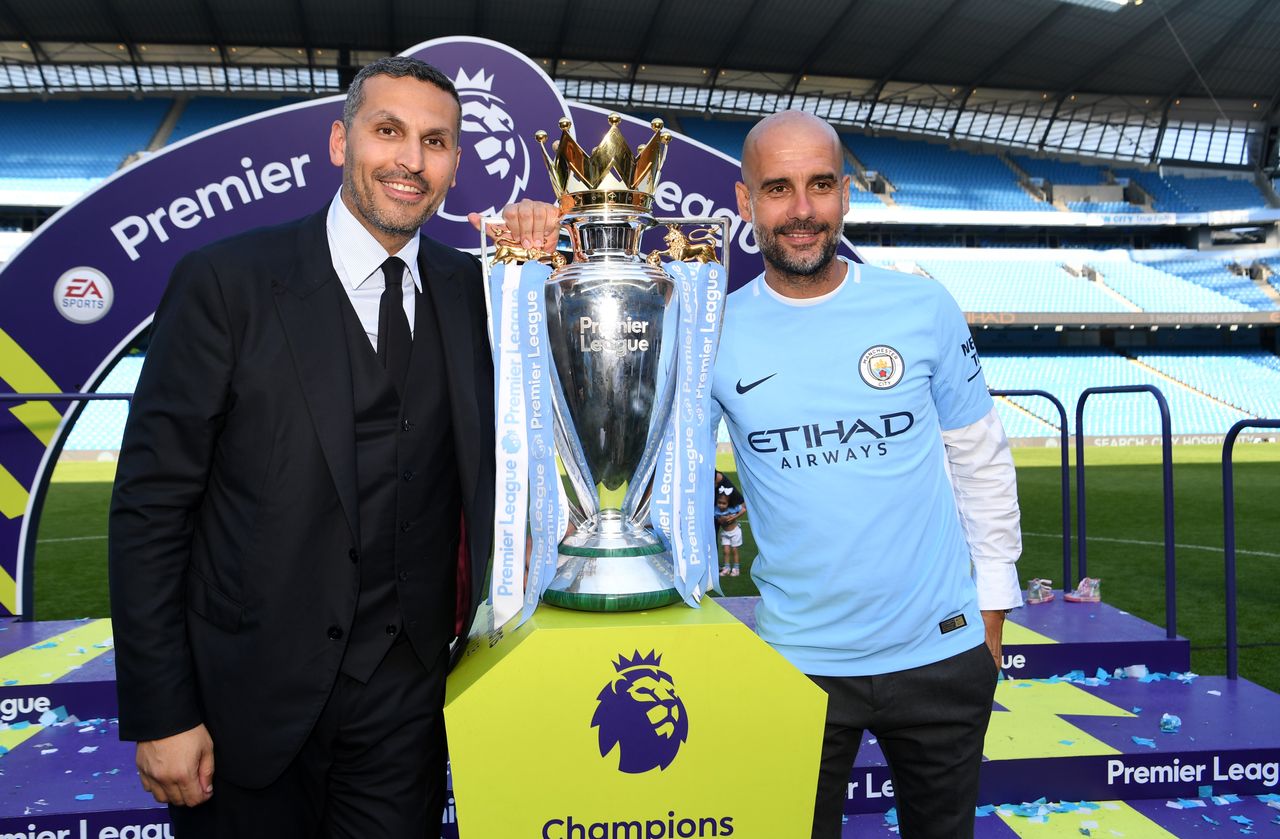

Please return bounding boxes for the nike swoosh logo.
[736,373,777,394]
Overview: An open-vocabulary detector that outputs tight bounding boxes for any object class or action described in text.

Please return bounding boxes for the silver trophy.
[491,115,726,612]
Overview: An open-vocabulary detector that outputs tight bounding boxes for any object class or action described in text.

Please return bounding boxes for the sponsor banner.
[0,36,841,617]
[0,809,172,839]
[966,310,1280,327]
[1008,434,1280,448]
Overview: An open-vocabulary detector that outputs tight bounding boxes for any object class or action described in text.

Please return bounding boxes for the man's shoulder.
[188,211,320,274]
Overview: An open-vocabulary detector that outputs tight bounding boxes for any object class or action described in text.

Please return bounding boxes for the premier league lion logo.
[591,650,689,774]
[436,67,530,222]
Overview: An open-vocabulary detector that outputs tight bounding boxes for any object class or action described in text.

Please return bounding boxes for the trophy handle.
[649,216,731,279]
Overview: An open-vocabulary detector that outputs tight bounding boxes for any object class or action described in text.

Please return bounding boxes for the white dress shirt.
[325,189,423,348]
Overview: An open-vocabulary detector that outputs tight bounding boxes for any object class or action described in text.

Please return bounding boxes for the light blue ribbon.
[650,260,725,605]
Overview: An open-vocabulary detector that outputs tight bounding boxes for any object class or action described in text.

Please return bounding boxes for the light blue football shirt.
[712,259,994,676]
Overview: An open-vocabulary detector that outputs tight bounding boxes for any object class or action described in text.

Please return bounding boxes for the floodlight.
[1055,0,1131,10]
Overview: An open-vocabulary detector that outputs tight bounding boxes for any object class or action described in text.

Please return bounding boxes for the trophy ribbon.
[648,259,725,605]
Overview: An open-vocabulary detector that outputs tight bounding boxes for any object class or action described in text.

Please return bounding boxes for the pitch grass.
[32,445,1280,690]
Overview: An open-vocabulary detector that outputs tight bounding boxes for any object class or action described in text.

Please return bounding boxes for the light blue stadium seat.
[167,97,306,145]
[0,99,170,181]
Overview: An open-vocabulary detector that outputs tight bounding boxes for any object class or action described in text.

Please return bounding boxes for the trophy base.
[541,543,682,612]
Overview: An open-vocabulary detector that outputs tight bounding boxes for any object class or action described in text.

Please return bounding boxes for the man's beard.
[344,165,438,239]
[756,220,840,283]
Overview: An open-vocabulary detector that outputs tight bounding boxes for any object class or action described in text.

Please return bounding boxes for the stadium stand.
[912,259,1131,312]
[1066,201,1135,213]
[1114,168,1270,213]
[1160,173,1269,212]
[982,350,1252,437]
[1012,156,1108,185]
[843,133,1052,212]
[1143,257,1277,311]
[1134,350,1280,421]
[678,117,751,161]
[1086,258,1254,312]
[0,99,170,194]
[166,96,305,145]
[62,356,143,451]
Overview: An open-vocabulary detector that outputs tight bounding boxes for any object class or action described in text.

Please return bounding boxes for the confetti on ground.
[74,793,93,801]
[77,746,97,754]
[1200,785,1214,798]
[1131,736,1156,749]
[1160,713,1182,733]
[1231,815,1253,826]
[1202,814,1220,825]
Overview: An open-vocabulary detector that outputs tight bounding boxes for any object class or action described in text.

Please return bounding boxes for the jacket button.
[385,624,398,636]
[400,521,413,532]
[348,548,359,563]
[402,470,415,482]
[398,570,409,582]
[327,626,343,640]
[401,419,414,432]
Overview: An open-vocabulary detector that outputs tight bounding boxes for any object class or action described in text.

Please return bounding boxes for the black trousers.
[169,639,450,839]
[808,643,998,839]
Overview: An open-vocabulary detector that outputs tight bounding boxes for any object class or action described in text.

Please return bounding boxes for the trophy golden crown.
[535,114,671,213]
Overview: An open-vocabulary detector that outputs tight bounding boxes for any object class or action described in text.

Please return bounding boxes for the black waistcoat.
[337,281,461,682]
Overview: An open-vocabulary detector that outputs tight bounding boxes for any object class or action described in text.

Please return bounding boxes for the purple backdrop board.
[0,36,856,618]
[715,595,1191,678]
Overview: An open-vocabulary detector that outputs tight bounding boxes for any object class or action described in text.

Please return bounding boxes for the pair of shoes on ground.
[1024,577,1102,605]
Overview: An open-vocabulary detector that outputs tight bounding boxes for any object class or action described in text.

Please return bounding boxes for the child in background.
[715,493,745,576]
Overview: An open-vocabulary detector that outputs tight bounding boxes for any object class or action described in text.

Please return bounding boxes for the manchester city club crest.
[859,345,904,389]
[591,650,689,774]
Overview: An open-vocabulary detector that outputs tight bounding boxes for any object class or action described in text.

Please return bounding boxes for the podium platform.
[2,601,1276,838]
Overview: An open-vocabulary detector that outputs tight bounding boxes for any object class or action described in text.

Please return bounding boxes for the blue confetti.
[1131,706,1143,714]
[975,805,996,818]
[1200,785,1214,798]
[74,793,94,801]
[1131,736,1157,749]
[1160,713,1182,733]
[1202,814,1220,825]
[1059,739,1075,746]
[1231,815,1253,826]
[32,642,57,649]
[884,807,898,826]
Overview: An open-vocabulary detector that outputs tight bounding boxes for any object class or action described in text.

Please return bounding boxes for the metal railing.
[990,389,1072,589]
[1074,385,1176,639]
[1221,418,1280,680]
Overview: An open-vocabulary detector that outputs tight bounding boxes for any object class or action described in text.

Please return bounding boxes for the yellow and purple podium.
[444,598,827,838]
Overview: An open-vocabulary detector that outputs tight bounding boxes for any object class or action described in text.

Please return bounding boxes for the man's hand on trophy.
[468,200,561,252]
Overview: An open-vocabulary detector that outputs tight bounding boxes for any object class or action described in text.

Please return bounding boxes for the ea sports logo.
[53,266,114,324]
[859,345,904,390]
[436,67,531,223]
[591,650,689,774]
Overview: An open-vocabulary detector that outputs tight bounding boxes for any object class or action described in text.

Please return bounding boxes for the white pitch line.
[1023,531,1280,559]
[36,535,108,544]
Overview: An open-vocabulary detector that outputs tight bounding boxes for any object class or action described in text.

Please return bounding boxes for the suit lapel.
[418,240,482,505]
[274,210,360,544]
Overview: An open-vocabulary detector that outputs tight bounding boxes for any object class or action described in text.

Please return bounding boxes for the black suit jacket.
[108,209,495,787]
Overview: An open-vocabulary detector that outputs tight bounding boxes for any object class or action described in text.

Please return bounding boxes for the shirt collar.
[326,189,423,292]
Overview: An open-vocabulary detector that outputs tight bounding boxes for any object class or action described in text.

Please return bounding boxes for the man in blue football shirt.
[714,111,1023,839]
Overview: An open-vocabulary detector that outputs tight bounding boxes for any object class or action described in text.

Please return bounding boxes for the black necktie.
[377,257,411,392]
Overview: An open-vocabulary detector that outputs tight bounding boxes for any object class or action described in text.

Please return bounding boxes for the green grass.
[33,445,1280,690]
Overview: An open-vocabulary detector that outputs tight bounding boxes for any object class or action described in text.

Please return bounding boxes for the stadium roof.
[2,0,1279,111]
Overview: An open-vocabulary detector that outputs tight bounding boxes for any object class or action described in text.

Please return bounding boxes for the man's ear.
[735,181,752,222]
[329,120,347,168]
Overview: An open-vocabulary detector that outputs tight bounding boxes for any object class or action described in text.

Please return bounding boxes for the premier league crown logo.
[591,651,689,774]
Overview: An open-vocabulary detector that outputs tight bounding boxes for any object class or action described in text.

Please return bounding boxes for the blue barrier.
[1221,418,1280,680]
[1074,385,1176,639]
[990,389,1071,589]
